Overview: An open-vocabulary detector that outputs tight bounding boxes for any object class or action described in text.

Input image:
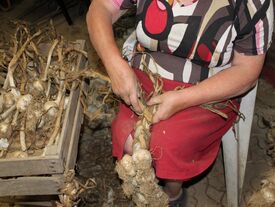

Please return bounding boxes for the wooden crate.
[0,40,86,197]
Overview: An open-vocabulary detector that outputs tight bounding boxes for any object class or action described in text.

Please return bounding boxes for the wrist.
[104,56,132,79]
[176,86,204,109]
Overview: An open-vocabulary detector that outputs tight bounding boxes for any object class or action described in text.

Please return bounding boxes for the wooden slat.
[0,156,63,177]
[60,40,86,169]
[65,89,84,170]
[0,176,64,196]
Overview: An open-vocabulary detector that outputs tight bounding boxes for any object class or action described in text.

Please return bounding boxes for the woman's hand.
[147,51,266,124]
[108,58,142,113]
[147,90,183,123]
[86,0,142,113]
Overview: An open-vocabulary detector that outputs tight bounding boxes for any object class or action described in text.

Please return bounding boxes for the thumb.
[147,95,162,106]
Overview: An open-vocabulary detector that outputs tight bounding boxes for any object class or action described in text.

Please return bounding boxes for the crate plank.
[0,156,63,177]
[59,40,86,170]
[65,90,84,170]
[0,176,64,196]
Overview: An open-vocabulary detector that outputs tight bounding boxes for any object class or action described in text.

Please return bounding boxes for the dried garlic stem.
[4,30,42,96]
[0,105,16,121]
[47,95,65,146]
[42,39,59,81]
[11,109,19,126]
[20,119,27,152]
[46,79,51,98]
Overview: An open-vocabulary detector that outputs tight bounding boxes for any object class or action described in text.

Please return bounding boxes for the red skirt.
[112,69,239,180]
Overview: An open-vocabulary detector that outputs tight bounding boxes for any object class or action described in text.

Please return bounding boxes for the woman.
[86,0,273,206]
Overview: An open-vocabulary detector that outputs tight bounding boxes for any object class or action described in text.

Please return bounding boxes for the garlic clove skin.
[132,149,152,170]
[37,118,45,129]
[44,101,58,117]
[3,92,15,109]
[16,94,33,112]
[0,122,10,136]
[261,186,275,203]
[120,154,136,176]
[0,138,9,150]
[132,149,152,163]
[33,80,45,92]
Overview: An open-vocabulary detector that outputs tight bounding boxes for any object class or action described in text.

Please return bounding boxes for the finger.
[152,112,161,124]
[122,95,131,106]
[147,95,162,106]
[129,93,142,113]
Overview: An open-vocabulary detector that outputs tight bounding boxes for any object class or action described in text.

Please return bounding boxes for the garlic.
[136,193,147,204]
[16,94,33,112]
[44,101,58,116]
[132,149,152,163]
[121,154,136,176]
[33,80,44,92]
[0,138,9,150]
[3,92,15,108]
[0,122,9,135]
[262,185,275,203]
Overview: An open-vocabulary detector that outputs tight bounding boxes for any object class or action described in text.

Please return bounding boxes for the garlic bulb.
[44,101,58,117]
[121,154,136,176]
[3,92,15,108]
[16,94,33,112]
[33,80,44,92]
[0,122,9,135]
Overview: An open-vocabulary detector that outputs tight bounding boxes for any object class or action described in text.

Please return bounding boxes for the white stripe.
[266,0,274,47]
[172,1,198,16]
[209,26,232,68]
[139,54,174,80]
[221,26,237,66]
[256,20,264,54]
[136,22,158,51]
[167,24,188,52]
[182,60,192,82]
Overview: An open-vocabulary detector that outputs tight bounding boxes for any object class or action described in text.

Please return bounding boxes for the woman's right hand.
[107,58,142,113]
[86,0,141,113]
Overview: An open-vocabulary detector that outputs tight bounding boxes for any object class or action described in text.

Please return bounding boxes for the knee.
[124,134,133,155]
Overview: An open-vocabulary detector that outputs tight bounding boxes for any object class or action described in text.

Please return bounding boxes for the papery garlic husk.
[120,154,136,176]
[262,185,275,203]
[135,168,156,184]
[16,94,33,112]
[44,101,58,117]
[33,80,44,92]
[11,151,28,158]
[0,138,9,150]
[3,92,15,109]
[26,109,42,132]
[0,122,11,137]
[115,161,129,181]
[122,182,134,197]
[132,149,152,170]
[37,118,45,129]
[134,192,148,205]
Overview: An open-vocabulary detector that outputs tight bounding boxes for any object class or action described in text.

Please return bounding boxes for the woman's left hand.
[147,90,184,124]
